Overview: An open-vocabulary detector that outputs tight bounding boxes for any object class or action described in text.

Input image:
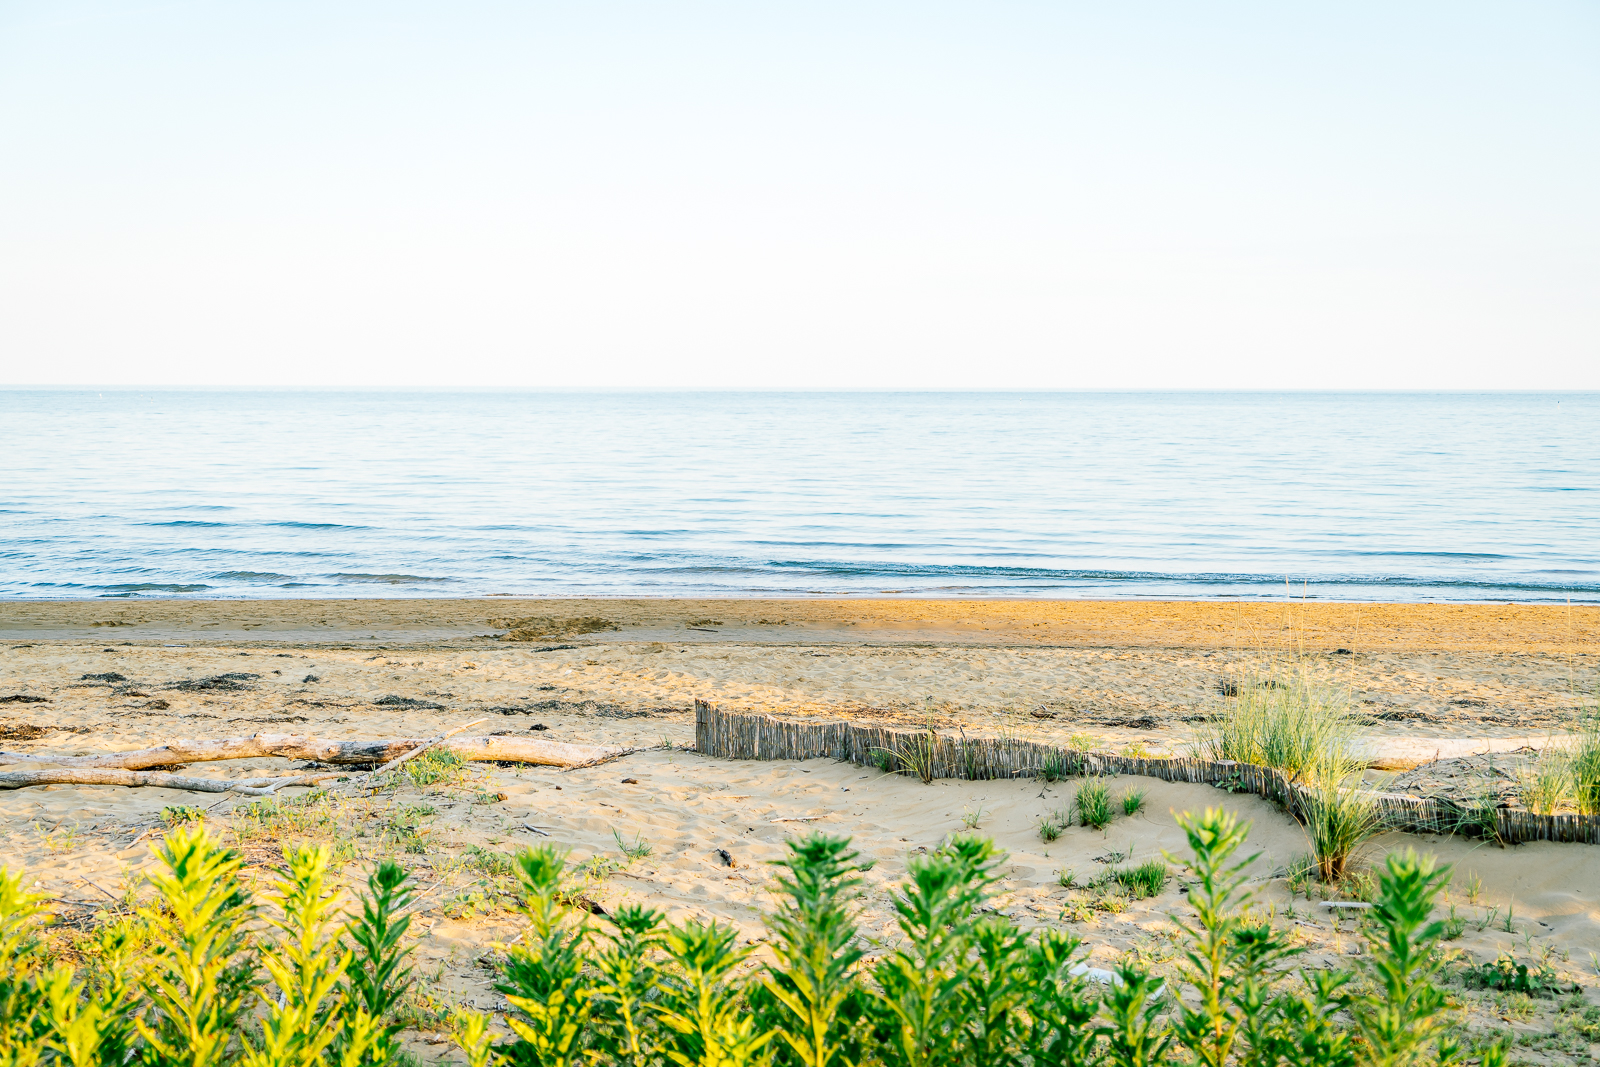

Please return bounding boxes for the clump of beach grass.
[1194,664,1360,784]
[1518,751,1573,815]
[1075,778,1113,831]
[1569,701,1600,816]
[1300,777,1383,883]
[1120,786,1147,817]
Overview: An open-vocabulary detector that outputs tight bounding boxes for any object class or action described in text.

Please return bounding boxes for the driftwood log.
[0,732,632,793]
[0,733,629,772]
[0,768,343,796]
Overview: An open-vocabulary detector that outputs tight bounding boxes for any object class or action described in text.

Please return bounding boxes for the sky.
[1,1,1596,390]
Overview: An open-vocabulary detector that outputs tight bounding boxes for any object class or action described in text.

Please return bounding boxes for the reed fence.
[693,700,1600,847]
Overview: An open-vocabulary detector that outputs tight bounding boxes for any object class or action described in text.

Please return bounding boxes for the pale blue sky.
[2,2,1595,388]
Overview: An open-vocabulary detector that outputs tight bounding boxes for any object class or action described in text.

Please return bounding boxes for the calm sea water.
[1,391,1596,603]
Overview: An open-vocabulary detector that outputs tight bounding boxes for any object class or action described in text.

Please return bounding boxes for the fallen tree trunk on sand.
[0,768,342,796]
[0,733,631,773]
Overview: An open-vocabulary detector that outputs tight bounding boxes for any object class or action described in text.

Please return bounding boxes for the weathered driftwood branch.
[0,733,630,773]
[366,718,488,778]
[0,768,342,796]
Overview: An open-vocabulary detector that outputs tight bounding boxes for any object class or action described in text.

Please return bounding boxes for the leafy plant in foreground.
[136,825,259,1067]
[0,868,52,1067]
[875,835,1001,1067]
[245,845,380,1067]
[755,835,873,1067]
[494,847,594,1067]
[336,860,417,1067]
[1352,849,1460,1067]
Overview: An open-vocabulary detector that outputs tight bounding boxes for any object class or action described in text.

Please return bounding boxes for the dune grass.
[1193,665,1359,784]
[1299,777,1384,883]
[1075,778,1113,830]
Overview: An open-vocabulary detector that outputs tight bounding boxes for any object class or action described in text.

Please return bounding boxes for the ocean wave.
[94,583,213,593]
[326,572,456,584]
[267,522,369,530]
[209,570,296,581]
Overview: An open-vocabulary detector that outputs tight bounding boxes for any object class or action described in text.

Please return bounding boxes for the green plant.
[1039,753,1070,785]
[136,825,260,1067]
[755,834,873,1067]
[1165,808,1299,1067]
[1101,861,1168,900]
[1352,849,1458,1067]
[961,803,985,830]
[398,748,471,788]
[2,822,1494,1067]
[587,905,666,1067]
[245,844,381,1067]
[1101,964,1170,1067]
[232,791,342,843]
[1194,666,1359,782]
[612,830,654,862]
[1039,818,1062,844]
[656,920,772,1067]
[1458,954,1570,997]
[0,866,53,1067]
[336,859,417,1067]
[895,727,940,785]
[875,836,1002,1067]
[1569,705,1600,815]
[1300,778,1383,882]
[1517,752,1571,815]
[1021,930,1102,1067]
[1075,780,1113,831]
[1119,789,1146,818]
[465,846,517,878]
[161,806,206,828]
[494,846,594,1067]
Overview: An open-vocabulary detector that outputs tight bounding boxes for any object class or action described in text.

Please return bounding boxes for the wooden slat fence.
[693,700,1600,847]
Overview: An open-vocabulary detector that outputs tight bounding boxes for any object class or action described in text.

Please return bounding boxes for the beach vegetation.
[396,747,471,788]
[1,814,1492,1067]
[1300,777,1384,883]
[160,805,206,828]
[1037,752,1070,784]
[612,829,654,862]
[1120,787,1147,817]
[1567,704,1600,816]
[1193,666,1359,783]
[1075,778,1113,831]
[1097,859,1169,899]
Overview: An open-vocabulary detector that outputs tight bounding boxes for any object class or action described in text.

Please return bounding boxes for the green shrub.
[1458,954,1572,997]
[400,748,471,788]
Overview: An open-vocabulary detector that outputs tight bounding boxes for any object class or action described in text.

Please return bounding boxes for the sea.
[1,390,1595,603]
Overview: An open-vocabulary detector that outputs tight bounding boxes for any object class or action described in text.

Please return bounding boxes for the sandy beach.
[4,598,1599,1059]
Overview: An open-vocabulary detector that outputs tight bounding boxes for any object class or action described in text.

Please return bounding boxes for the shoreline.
[3,597,1597,652]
